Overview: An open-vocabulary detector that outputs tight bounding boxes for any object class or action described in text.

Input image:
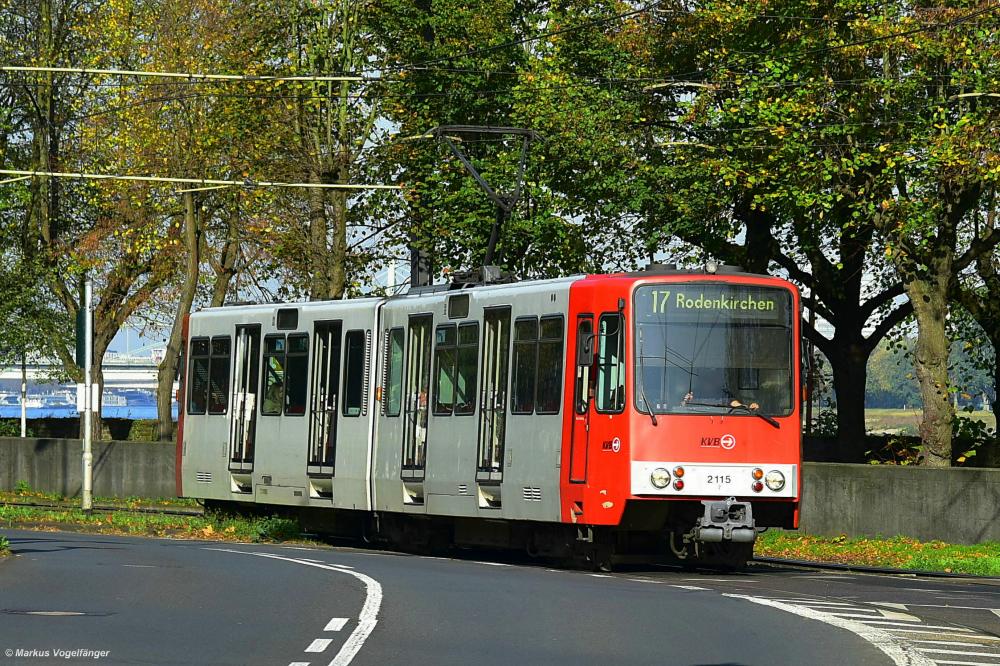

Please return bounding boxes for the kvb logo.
[700,434,737,450]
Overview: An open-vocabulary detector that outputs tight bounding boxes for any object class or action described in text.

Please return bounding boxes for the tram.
[177,264,802,568]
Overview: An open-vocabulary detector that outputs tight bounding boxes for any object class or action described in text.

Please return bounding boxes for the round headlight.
[650,467,670,489]
[765,470,785,491]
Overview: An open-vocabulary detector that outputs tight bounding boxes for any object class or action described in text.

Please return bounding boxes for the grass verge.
[0,503,311,546]
[1,488,199,510]
[756,530,1000,576]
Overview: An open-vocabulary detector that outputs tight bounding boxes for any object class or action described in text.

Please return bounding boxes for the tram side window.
[536,316,564,414]
[433,325,457,415]
[455,323,478,415]
[187,338,210,415]
[207,337,231,414]
[342,330,365,417]
[385,328,404,416]
[596,313,625,413]
[284,334,309,415]
[261,335,286,416]
[511,318,538,414]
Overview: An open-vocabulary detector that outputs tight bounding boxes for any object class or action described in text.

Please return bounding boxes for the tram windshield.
[634,284,793,417]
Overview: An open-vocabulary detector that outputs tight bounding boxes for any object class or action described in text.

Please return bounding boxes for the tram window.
[575,317,594,414]
[208,336,231,414]
[284,334,308,415]
[434,325,457,415]
[512,318,538,414]
[385,328,404,417]
[448,294,470,319]
[261,335,286,416]
[187,338,210,415]
[536,316,564,414]
[596,313,625,413]
[455,323,478,415]
[342,330,365,417]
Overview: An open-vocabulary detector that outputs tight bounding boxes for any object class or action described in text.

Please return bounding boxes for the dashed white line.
[766,599,854,606]
[289,662,311,666]
[205,548,382,666]
[588,573,612,578]
[305,639,334,653]
[670,585,709,591]
[325,618,349,632]
[474,561,510,567]
[725,594,934,666]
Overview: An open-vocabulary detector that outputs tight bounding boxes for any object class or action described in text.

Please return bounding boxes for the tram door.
[402,315,432,481]
[307,321,342,478]
[477,307,511,483]
[569,315,594,483]
[229,324,261,474]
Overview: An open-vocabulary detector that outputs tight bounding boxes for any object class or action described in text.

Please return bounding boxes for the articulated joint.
[694,496,756,544]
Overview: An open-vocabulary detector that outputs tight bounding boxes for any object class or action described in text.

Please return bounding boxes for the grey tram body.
[180,277,577,525]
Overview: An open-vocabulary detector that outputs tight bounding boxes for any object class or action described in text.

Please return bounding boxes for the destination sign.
[635,284,791,323]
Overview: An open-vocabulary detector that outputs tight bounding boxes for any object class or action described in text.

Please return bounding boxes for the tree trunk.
[209,202,239,308]
[158,193,201,442]
[307,170,331,300]
[828,341,870,462]
[906,273,954,466]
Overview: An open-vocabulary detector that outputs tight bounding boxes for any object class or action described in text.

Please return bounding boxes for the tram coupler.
[694,497,756,544]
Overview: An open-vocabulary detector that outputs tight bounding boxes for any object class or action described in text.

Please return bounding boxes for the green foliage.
[14,480,31,494]
[953,407,996,465]
[250,515,301,543]
[0,534,10,556]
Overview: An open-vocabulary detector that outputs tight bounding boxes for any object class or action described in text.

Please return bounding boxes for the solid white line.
[914,637,1000,644]
[917,648,1000,657]
[824,612,886,620]
[885,628,976,635]
[325,618,349,632]
[474,561,509,567]
[932,661,1000,666]
[766,599,854,606]
[588,574,612,578]
[914,641,1000,647]
[204,548,382,666]
[725,594,934,666]
[122,564,156,568]
[671,585,709,591]
[289,662,311,666]
[863,621,971,630]
[305,639,333,653]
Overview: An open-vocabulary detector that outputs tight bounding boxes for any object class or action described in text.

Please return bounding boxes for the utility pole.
[82,278,93,512]
[20,349,26,438]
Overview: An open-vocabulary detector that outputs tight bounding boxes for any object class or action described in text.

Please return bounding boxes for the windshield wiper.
[681,398,780,429]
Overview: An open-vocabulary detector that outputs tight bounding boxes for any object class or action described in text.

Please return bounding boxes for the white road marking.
[725,594,934,666]
[473,561,509,567]
[766,599,854,606]
[992,610,1000,621]
[932,661,1000,666]
[588,573,612,578]
[23,611,86,616]
[874,603,911,611]
[325,618,349,632]
[282,546,319,551]
[825,612,887,620]
[914,641,1000,647]
[863,622,972,630]
[122,564,156,568]
[683,578,759,583]
[306,639,333,653]
[884,628,976,635]
[205,548,382,666]
[879,610,923,622]
[299,559,326,564]
[289,662,311,666]
[917,648,1000,657]
[671,585,709,591]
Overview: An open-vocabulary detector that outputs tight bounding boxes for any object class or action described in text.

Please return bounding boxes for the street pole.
[82,279,93,512]
[20,349,26,437]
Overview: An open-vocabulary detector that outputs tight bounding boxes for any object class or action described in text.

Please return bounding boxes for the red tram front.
[560,267,801,565]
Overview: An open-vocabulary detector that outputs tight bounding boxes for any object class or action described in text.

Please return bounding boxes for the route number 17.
[650,290,671,313]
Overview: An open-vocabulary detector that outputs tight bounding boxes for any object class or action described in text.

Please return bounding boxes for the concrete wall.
[0,437,175,499]
[1,438,997,544]
[800,462,1000,544]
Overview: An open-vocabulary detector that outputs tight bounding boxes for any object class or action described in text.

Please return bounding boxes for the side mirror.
[576,332,595,367]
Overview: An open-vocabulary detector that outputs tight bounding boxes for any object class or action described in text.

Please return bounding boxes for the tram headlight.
[764,470,786,491]
[650,468,670,489]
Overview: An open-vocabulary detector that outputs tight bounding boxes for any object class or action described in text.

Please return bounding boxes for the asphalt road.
[1,529,997,666]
